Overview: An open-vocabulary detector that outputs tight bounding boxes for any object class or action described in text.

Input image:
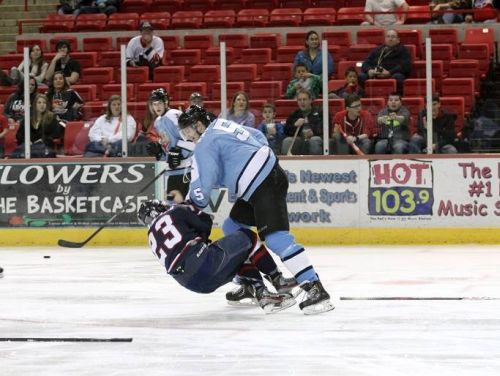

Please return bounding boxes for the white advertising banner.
[203,157,500,228]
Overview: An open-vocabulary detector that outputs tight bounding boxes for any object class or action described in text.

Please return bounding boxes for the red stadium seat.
[282,0,312,8]
[314,0,345,9]
[250,33,281,60]
[448,59,480,91]
[183,0,214,11]
[347,44,376,62]
[274,99,298,120]
[463,27,494,56]
[361,97,385,118]
[184,35,213,57]
[403,78,435,97]
[16,39,47,53]
[140,12,171,29]
[235,9,269,27]
[98,51,121,67]
[49,36,77,53]
[313,98,345,117]
[80,67,114,85]
[212,82,245,101]
[213,0,246,11]
[128,101,148,123]
[227,64,258,91]
[71,84,97,102]
[101,84,135,102]
[261,63,293,87]
[219,34,249,60]
[406,5,431,24]
[269,8,303,27]
[170,11,203,29]
[202,100,221,115]
[74,13,107,32]
[364,79,397,98]
[397,29,423,58]
[160,35,180,60]
[82,102,106,120]
[423,44,453,74]
[116,37,132,49]
[174,82,207,102]
[83,37,113,52]
[428,28,458,56]
[153,0,183,13]
[204,47,235,65]
[402,96,424,134]
[106,13,140,31]
[189,65,220,83]
[0,54,23,70]
[301,7,336,26]
[63,121,90,156]
[337,60,362,79]
[240,48,273,74]
[203,10,236,28]
[442,78,475,113]
[250,81,283,100]
[356,28,385,45]
[40,14,75,33]
[411,60,444,90]
[245,0,280,9]
[0,86,16,105]
[286,32,307,46]
[458,44,491,77]
[153,66,186,83]
[72,52,98,69]
[440,96,465,130]
[169,50,202,75]
[276,45,303,63]
[328,79,346,92]
[472,6,498,22]
[136,83,171,101]
[120,0,152,13]
[336,7,364,25]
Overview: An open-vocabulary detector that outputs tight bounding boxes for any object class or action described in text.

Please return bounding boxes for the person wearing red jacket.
[330,93,375,155]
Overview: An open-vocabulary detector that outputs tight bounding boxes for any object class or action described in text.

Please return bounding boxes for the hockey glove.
[146,142,165,161]
[167,146,182,169]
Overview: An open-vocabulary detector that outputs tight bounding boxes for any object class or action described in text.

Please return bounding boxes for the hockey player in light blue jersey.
[178,105,334,315]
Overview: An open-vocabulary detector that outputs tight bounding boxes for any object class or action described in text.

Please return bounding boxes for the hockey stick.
[338,127,364,156]
[286,126,301,156]
[57,168,168,248]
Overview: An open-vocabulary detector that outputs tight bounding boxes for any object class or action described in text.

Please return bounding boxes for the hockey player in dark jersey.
[138,199,296,314]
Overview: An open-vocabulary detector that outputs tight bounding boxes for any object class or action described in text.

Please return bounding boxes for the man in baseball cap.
[126,21,164,80]
[189,92,217,122]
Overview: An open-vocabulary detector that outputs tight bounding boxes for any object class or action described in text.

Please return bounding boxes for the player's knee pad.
[222,217,250,235]
[265,231,303,259]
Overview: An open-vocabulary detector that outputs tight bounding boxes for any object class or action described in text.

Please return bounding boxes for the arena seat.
[405,5,431,24]
[227,64,258,90]
[16,39,47,53]
[245,0,280,9]
[458,44,491,77]
[235,9,269,27]
[204,47,235,64]
[121,0,152,13]
[274,99,298,120]
[152,0,183,13]
[212,82,245,101]
[189,65,220,84]
[336,7,364,25]
[261,63,293,86]
[250,81,283,100]
[360,97,385,118]
[364,79,397,98]
[40,14,75,33]
[301,8,336,26]
[83,102,106,120]
[3,121,19,156]
[117,67,149,84]
[428,28,458,56]
[153,66,186,83]
[74,13,107,32]
[219,34,249,60]
[83,37,113,52]
[463,27,494,56]
[174,82,207,102]
[202,10,236,28]
[116,36,132,49]
[170,11,203,29]
[184,35,213,58]
[101,83,135,102]
[268,8,303,27]
[49,36,78,53]
[213,0,246,11]
[313,98,345,116]
[127,101,148,122]
[0,54,23,70]
[347,44,376,62]
[411,60,444,90]
[315,0,345,8]
[423,44,453,74]
[397,29,423,58]
[240,48,273,74]
[63,121,90,156]
[282,0,312,9]
[328,79,346,92]
[356,28,385,45]
[136,82,171,101]
[337,60,362,79]
[72,84,97,102]
[442,78,475,113]
[183,0,214,11]
[401,96,424,134]
[140,12,171,29]
[106,13,140,31]
[0,86,16,103]
[203,100,221,115]
[276,45,303,63]
[448,59,480,91]
[98,51,121,67]
[286,32,306,46]
[440,96,465,130]
[80,67,114,85]
[403,78,435,97]
[250,33,281,60]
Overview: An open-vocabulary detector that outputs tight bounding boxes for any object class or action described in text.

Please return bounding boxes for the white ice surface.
[1,245,500,376]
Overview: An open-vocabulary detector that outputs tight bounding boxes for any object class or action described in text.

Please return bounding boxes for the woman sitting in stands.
[84,95,136,157]
[0,45,48,87]
[11,94,64,158]
[293,30,334,79]
[46,71,83,122]
[226,91,255,128]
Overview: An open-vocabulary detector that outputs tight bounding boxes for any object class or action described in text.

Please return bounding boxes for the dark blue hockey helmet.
[178,105,211,130]
[149,88,169,102]
[137,199,170,226]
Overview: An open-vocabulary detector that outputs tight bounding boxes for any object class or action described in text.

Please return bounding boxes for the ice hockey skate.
[226,283,258,306]
[253,286,296,314]
[298,280,334,315]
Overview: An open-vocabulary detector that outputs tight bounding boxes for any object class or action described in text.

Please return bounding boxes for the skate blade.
[263,297,297,314]
[302,299,335,315]
[227,298,258,307]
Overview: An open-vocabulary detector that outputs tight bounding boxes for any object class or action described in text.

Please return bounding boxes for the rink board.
[0,156,499,246]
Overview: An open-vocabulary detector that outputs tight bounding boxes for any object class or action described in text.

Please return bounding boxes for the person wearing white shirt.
[363,0,409,26]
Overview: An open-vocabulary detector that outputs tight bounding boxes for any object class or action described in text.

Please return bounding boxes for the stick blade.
[58,239,85,248]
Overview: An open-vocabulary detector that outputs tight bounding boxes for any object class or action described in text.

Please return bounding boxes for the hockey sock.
[222,216,250,235]
[266,231,319,284]
[239,229,280,279]
[236,264,264,289]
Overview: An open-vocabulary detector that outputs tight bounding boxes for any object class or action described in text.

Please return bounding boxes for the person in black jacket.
[358,29,412,96]
[281,89,329,155]
[409,94,458,154]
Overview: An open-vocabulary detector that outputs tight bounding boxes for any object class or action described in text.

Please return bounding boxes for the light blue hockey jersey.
[188,118,276,208]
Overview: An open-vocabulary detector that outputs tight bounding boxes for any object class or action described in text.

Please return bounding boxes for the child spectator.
[11,94,64,158]
[285,63,322,100]
[46,71,83,122]
[256,103,284,155]
[226,91,255,128]
[374,93,411,154]
[329,67,364,99]
[84,95,137,157]
[331,94,375,155]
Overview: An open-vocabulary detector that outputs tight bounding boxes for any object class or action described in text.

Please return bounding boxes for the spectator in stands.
[45,40,81,85]
[84,95,136,157]
[464,0,497,23]
[189,92,217,122]
[362,0,409,26]
[0,113,7,158]
[409,94,458,153]
[330,94,374,155]
[126,21,164,81]
[0,45,48,87]
[256,103,285,155]
[226,91,255,128]
[374,93,411,154]
[46,71,84,122]
[430,0,470,23]
[293,31,334,79]
[358,29,411,96]
[329,67,364,99]
[58,0,78,15]
[11,94,64,158]
[282,89,326,155]
[4,77,38,128]
[285,63,322,100]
